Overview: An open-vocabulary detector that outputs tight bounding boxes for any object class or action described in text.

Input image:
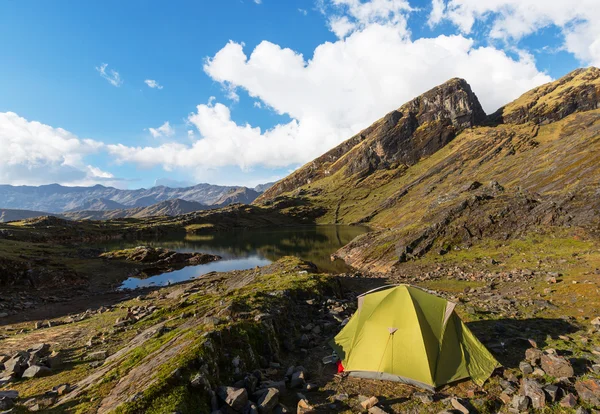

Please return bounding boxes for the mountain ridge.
[256,67,600,272]
[0,181,270,213]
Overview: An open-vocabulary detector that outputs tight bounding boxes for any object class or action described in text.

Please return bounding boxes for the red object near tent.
[336,360,344,373]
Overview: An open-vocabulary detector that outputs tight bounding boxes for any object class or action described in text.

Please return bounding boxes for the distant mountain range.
[0,182,274,213]
[0,182,275,222]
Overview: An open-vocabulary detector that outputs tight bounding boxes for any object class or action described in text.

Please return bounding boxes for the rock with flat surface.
[22,365,52,378]
[540,353,574,378]
[575,378,600,407]
[560,393,578,408]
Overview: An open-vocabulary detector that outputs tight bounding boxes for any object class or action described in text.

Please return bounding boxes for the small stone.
[524,348,544,365]
[257,388,279,413]
[544,384,559,402]
[217,386,248,412]
[54,384,71,396]
[499,392,511,404]
[297,398,314,414]
[361,396,379,410]
[334,393,348,401]
[450,397,470,414]
[519,361,533,375]
[511,395,530,411]
[87,350,108,361]
[368,407,388,414]
[532,367,545,377]
[560,393,577,408]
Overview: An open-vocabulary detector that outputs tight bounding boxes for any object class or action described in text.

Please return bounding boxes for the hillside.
[0,209,52,223]
[0,182,266,213]
[256,67,600,272]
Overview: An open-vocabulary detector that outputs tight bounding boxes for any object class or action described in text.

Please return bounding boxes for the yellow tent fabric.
[330,285,499,390]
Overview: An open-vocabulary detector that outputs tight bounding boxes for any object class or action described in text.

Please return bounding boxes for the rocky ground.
[0,227,599,413]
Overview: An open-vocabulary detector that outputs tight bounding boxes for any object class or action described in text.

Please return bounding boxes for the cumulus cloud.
[96,63,123,87]
[144,79,163,89]
[148,121,175,138]
[0,112,117,186]
[108,13,550,175]
[327,0,412,38]
[429,0,600,66]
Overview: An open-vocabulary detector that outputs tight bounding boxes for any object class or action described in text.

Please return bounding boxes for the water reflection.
[99,225,369,289]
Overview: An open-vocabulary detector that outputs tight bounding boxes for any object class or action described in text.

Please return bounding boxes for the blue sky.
[0,0,594,189]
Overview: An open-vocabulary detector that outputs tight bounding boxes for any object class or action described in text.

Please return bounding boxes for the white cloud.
[429,0,600,66]
[0,112,117,186]
[95,63,123,87]
[108,9,550,176]
[254,0,262,4]
[327,0,413,38]
[148,121,175,138]
[144,79,163,89]
[298,8,308,16]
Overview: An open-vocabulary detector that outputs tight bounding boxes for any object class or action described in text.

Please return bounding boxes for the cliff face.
[257,78,486,202]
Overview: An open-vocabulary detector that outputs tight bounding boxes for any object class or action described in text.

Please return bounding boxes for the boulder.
[4,353,28,376]
[217,386,248,412]
[297,398,314,414]
[575,378,600,407]
[28,343,51,358]
[258,388,279,413]
[521,379,546,409]
[543,384,560,402]
[22,365,52,378]
[540,353,574,378]
[450,397,470,414]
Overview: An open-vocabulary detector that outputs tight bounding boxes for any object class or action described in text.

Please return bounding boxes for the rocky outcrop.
[100,246,221,268]
[257,78,486,203]
[491,67,600,125]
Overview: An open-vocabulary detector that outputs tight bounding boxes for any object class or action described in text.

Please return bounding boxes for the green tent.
[330,285,499,391]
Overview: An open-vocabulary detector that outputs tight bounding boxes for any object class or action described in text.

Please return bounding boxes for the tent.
[330,285,499,391]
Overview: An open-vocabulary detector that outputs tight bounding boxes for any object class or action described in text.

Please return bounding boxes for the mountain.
[62,198,208,220]
[254,182,275,193]
[66,198,127,212]
[0,182,269,213]
[256,67,600,272]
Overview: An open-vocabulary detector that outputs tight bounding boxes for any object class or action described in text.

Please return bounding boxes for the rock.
[361,396,379,410]
[521,379,546,409]
[4,353,28,376]
[54,383,71,396]
[217,386,248,412]
[540,353,574,377]
[290,371,305,388]
[532,367,545,377]
[297,398,314,414]
[560,393,578,408]
[499,392,511,404]
[87,351,108,361]
[511,395,530,411]
[258,388,279,413]
[543,384,559,402]
[524,348,544,365]
[519,361,533,375]
[28,343,51,358]
[274,403,290,414]
[576,408,590,414]
[450,397,470,414]
[46,350,63,369]
[0,396,14,411]
[22,365,52,378]
[575,378,600,407]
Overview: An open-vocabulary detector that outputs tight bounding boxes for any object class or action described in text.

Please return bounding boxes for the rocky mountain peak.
[491,66,600,125]
[258,77,486,202]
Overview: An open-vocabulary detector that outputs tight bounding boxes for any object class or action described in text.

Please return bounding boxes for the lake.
[98,225,370,289]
